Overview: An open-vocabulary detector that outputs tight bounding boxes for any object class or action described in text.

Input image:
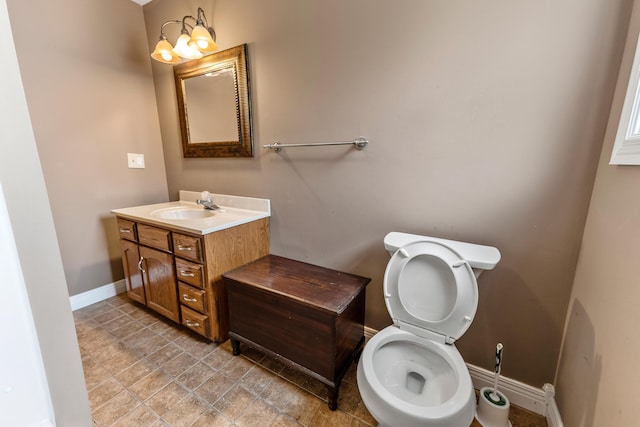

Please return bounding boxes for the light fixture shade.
[190,25,217,53]
[172,33,203,60]
[151,39,181,63]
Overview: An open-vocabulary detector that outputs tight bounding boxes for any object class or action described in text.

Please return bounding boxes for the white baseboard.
[69,279,126,311]
[362,326,562,426]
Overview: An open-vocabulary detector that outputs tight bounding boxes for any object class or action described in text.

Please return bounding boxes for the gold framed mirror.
[174,44,253,157]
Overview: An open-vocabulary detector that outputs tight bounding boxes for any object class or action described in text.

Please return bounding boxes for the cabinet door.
[140,246,180,322]
[120,239,145,305]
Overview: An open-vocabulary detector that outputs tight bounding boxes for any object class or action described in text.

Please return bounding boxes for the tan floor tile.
[309,405,353,427]
[202,346,235,370]
[235,398,279,427]
[161,352,198,378]
[280,367,326,399]
[191,408,233,427]
[181,337,218,359]
[147,342,183,366]
[220,354,254,382]
[109,321,144,340]
[114,359,156,387]
[214,384,256,420]
[177,361,216,389]
[93,309,125,325]
[129,370,172,401]
[92,389,140,427]
[88,377,124,411]
[101,314,132,332]
[239,364,274,394]
[135,333,172,357]
[261,375,300,410]
[91,340,131,364]
[350,418,374,427]
[78,299,550,427]
[195,372,235,405]
[282,388,322,426]
[101,348,141,376]
[272,413,305,427]
[145,381,189,416]
[336,381,363,416]
[82,356,112,391]
[111,404,158,426]
[161,393,209,427]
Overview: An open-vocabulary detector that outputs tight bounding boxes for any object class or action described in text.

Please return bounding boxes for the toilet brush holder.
[475,387,511,427]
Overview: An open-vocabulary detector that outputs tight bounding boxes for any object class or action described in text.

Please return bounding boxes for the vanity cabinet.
[118,218,180,322]
[139,246,179,322]
[116,215,269,342]
[119,238,145,305]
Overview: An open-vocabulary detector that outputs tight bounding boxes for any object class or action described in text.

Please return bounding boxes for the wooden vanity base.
[223,255,370,411]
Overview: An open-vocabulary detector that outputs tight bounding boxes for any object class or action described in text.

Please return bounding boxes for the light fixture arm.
[195,7,216,42]
[157,20,181,41]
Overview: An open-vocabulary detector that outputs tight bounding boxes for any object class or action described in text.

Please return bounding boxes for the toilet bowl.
[357,232,501,427]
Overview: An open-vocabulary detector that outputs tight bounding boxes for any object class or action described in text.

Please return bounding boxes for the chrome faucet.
[197,197,221,210]
[196,191,221,210]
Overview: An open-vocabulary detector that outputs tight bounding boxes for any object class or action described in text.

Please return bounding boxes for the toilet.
[357,232,501,427]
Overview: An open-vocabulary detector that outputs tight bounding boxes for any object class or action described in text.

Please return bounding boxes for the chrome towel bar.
[263,136,368,153]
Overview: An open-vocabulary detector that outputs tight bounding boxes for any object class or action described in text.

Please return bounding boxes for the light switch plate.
[127,153,145,169]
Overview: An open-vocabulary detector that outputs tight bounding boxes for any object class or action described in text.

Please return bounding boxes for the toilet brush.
[488,343,504,404]
[476,343,511,427]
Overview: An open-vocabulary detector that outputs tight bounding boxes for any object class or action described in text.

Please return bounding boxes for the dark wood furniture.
[223,255,370,410]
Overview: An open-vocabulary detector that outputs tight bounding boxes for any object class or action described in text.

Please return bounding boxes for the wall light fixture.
[150,7,217,64]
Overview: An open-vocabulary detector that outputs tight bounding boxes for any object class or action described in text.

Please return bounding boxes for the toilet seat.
[383,240,478,344]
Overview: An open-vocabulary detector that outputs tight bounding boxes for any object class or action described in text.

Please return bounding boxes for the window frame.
[611,33,640,165]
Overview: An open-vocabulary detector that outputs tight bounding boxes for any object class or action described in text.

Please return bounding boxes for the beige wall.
[7,0,169,296]
[556,0,640,424]
[0,0,91,423]
[147,0,631,386]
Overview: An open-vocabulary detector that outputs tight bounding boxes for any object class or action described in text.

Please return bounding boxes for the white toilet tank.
[383,232,501,271]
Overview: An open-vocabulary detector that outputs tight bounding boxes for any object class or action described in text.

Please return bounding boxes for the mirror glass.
[174,44,253,157]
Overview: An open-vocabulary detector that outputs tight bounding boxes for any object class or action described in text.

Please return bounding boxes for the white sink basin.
[151,207,216,220]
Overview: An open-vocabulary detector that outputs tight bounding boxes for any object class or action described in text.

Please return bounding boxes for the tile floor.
[74,294,548,427]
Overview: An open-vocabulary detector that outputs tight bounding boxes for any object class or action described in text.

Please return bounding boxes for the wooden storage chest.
[223,255,370,410]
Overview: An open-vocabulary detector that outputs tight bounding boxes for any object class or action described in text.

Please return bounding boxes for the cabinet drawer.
[138,224,172,252]
[175,258,205,289]
[173,233,203,262]
[181,306,210,337]
[117,218,137,242]
[178,282,207,313]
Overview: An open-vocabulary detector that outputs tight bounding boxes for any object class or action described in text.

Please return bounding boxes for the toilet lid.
[383,240,478,343]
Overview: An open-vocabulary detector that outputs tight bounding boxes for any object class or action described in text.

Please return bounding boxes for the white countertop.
[111,191,270,235]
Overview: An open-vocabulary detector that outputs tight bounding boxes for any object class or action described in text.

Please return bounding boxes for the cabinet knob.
[183,294,197,303]
[180,270,195,277]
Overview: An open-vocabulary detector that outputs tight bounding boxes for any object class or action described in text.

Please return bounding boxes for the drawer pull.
[180,270,195,277]
[183,294,197,302]
[119,228,131,233]
[177,245,193,251]
[137,256,145,273]
[185,319,200,328]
